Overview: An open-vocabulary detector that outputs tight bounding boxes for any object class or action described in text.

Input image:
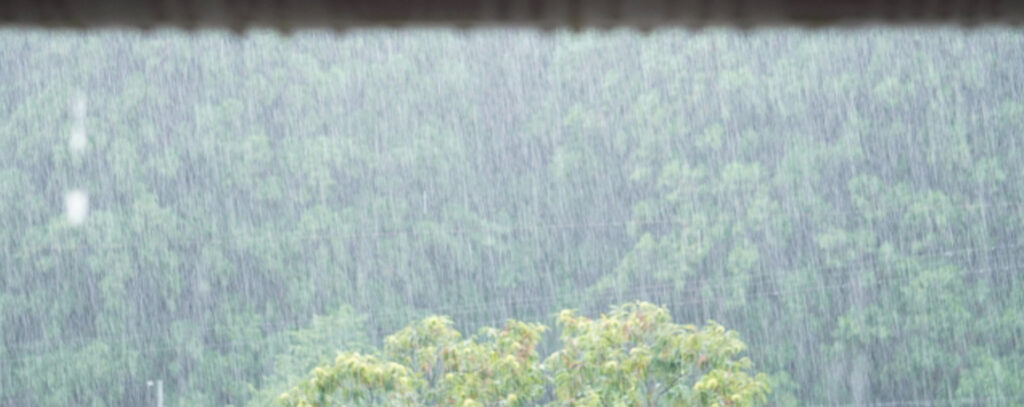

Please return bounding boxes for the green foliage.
[545,303,768,407]
[278,316,548,407]
[248,306,370,407]
[277,303,768,407]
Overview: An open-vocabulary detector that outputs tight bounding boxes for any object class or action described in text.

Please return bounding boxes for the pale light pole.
[147,380,163,407]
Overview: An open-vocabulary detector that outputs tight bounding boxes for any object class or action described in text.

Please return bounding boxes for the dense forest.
[1,27,1023,406]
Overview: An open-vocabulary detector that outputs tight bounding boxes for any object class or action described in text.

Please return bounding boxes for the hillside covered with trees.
[1,28,1023,406]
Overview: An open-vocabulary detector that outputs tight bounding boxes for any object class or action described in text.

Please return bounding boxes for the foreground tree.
[546,302,769,407]
[276,302,769,407]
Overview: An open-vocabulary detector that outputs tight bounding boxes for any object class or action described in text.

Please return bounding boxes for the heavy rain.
[1,26,1023,406]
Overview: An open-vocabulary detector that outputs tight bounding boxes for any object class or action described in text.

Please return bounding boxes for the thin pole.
[148,380,164,407]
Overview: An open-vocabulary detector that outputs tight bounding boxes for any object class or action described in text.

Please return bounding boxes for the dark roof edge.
[2,0,1023,30]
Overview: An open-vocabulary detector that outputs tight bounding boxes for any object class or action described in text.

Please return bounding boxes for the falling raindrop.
[72,93,87,122]
[69,125,87,152]
[69,93,88,153]
[65,189,89,226]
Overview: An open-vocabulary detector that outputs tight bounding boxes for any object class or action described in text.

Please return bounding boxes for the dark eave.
[1,0,1023,30]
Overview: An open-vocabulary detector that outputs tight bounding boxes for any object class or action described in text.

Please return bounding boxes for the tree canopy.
[277,302,769,407]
